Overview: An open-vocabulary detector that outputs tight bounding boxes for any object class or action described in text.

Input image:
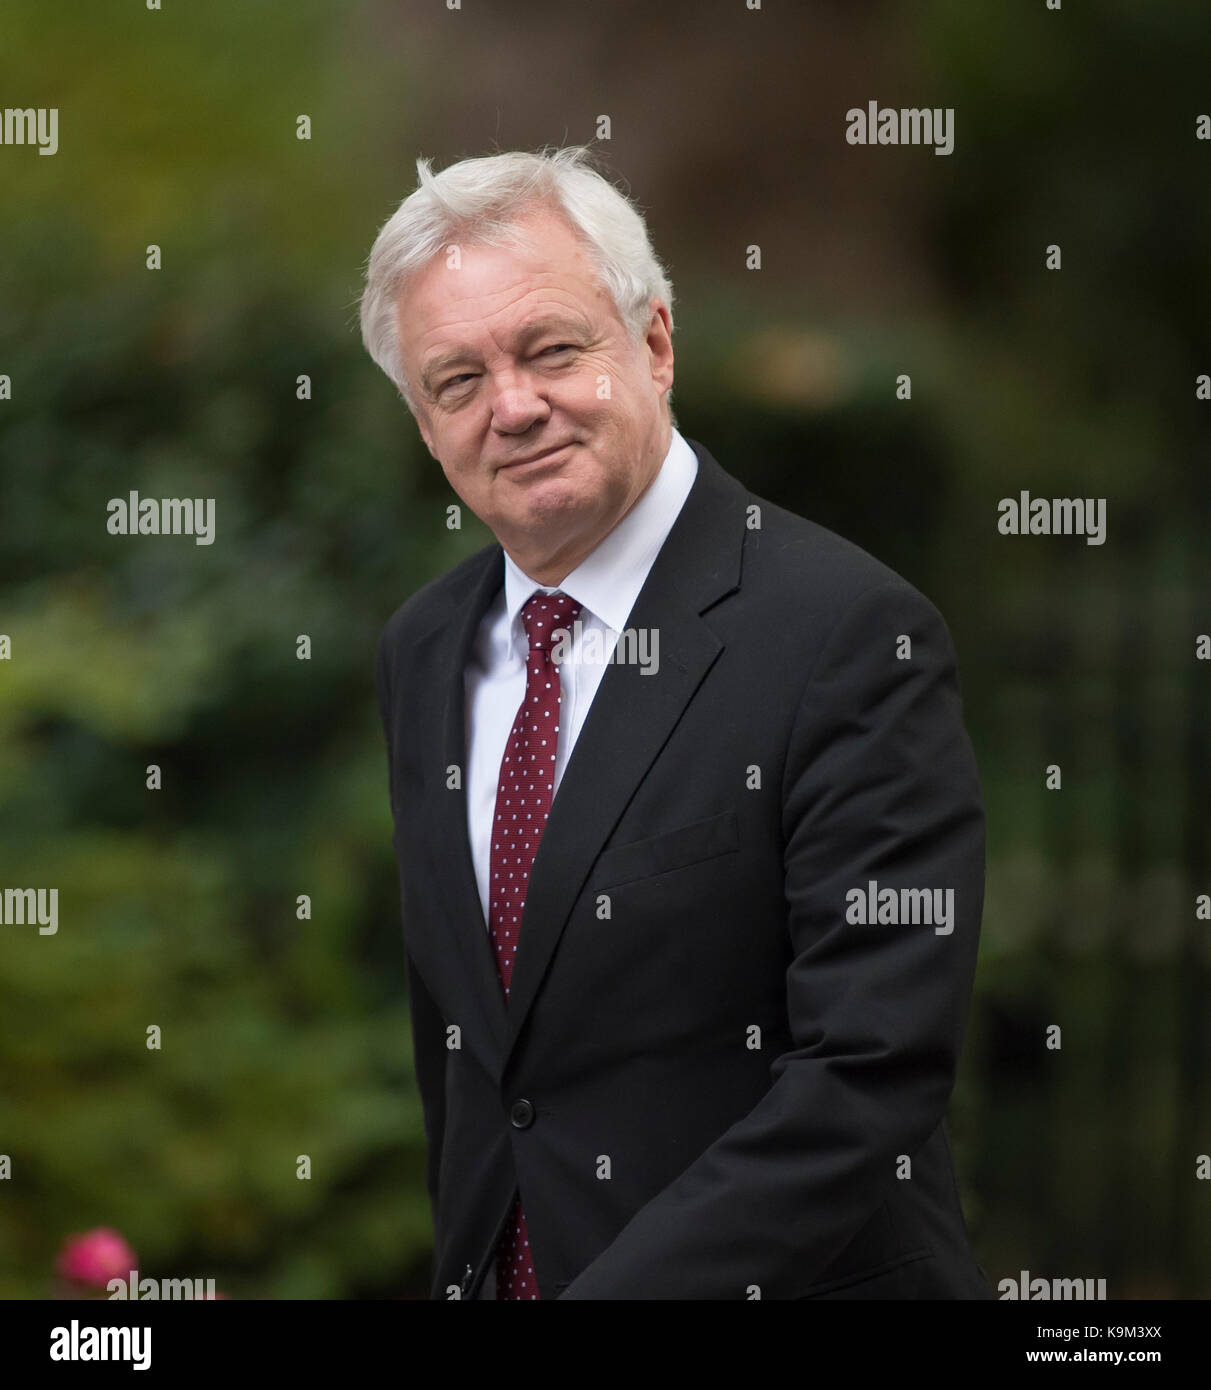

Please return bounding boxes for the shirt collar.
[501,427,698,639]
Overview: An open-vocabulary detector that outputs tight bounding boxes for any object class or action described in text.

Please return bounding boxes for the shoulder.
[738,486,945,634]
[686,437,942,627]
[381,544,496,637]
[377,542,499,677]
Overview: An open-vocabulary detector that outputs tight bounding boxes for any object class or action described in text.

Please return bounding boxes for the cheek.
[432,416,482,471]
[598,365,649,421]
[569,355,634,405]
[436,449,479,501]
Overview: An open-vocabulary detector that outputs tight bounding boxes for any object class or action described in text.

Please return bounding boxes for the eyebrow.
[418,314,589,396]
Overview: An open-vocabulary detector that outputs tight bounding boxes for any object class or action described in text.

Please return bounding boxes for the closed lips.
[503,443,573,467]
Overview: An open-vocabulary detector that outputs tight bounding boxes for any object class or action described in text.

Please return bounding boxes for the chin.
[514,475,597,522]
[520,475,594,513]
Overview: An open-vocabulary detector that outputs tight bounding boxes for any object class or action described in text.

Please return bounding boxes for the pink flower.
[55,1228,137,1288]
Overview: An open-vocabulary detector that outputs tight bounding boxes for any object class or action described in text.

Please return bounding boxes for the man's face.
[394,205,674,581]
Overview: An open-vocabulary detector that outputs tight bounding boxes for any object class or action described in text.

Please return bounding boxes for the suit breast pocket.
[594,810,740,889]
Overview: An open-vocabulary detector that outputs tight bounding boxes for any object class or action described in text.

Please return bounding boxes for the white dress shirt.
[464,427,699,929]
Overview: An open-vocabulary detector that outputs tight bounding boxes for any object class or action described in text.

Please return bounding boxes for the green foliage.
[0,259,477,1294]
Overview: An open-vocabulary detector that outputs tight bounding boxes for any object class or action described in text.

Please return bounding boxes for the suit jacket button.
[510,1098,535,1128]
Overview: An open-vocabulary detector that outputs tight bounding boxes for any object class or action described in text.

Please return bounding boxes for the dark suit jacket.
[376,437,994,1299]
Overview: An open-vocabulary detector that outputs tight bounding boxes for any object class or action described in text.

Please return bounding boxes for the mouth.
[497,442,575,473]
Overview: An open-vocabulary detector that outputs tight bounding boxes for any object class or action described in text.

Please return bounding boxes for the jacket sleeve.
[557,579,986,1298]
[378,627,448,1229]
[406,948,448,1229]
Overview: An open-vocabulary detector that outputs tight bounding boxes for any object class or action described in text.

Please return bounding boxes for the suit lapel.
[411,546,512,1059]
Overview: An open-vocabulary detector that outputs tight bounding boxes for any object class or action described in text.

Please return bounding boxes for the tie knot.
[521,590,582,655]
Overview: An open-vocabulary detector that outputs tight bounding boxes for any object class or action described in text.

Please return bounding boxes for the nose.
[488,366,551,435]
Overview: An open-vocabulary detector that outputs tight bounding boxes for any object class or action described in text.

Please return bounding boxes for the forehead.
[396,208,616,368]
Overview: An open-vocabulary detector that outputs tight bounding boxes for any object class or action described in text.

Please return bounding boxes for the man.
[362,145,993,1300]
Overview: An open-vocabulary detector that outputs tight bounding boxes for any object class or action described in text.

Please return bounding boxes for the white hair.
[358,144,675,413]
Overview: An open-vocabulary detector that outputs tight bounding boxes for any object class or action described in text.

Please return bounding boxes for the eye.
[439,373,477,393]
[541,343,575,356]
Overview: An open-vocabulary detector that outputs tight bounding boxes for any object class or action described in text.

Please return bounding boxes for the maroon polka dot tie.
[490,589,582,1300]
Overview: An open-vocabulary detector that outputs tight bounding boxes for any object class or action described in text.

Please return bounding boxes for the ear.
[644,299,674,398]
